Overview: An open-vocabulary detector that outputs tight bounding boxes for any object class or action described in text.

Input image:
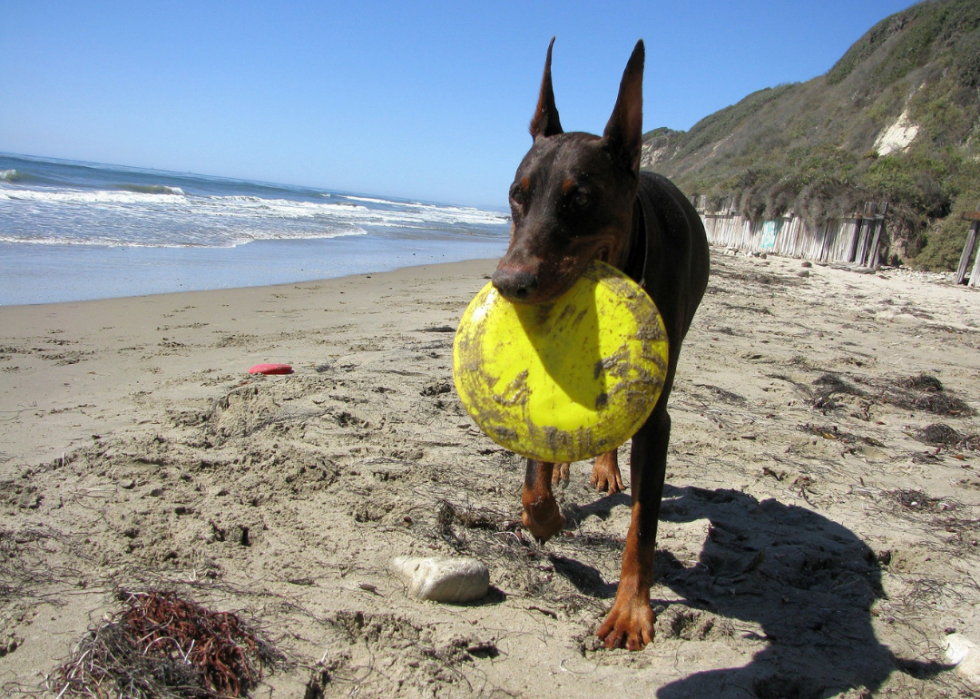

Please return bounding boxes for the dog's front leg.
[597,408,669,650]
[522,459,565,542]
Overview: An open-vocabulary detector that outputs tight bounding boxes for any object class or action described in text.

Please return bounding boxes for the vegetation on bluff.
[645,0,980,269]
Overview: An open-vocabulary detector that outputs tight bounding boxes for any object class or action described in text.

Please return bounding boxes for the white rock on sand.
[946,633,980,686]
[390,555,490,603]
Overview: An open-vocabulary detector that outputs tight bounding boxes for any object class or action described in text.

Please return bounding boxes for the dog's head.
[492,39,645,305]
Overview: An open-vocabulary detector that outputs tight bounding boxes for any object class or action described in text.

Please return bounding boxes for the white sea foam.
[1,187,188,205]
[0,227,368,248]
[343,194,401,205]
[1,185,506,228]
[342,194,507,225]
[117,184,186,195]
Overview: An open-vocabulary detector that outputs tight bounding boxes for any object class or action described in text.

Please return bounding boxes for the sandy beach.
[2,251,980,698]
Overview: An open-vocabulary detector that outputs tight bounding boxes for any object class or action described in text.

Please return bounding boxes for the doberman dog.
[491,39,710,650]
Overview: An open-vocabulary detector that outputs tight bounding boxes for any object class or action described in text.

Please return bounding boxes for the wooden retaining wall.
[696,201,887,266]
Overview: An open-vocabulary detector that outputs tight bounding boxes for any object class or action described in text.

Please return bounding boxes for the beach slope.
[1,253,979,697]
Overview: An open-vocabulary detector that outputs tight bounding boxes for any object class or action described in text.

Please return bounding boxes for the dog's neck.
[622,195,648,288]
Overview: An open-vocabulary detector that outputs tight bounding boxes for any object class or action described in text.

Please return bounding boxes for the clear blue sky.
[1,0,919,208]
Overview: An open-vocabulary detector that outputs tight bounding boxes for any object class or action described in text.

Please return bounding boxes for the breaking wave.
[116,183,186,195]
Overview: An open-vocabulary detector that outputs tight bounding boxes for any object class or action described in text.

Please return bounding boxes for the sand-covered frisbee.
[453,260,668,463]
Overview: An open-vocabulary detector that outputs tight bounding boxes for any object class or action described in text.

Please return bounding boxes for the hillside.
[644,0,980,269]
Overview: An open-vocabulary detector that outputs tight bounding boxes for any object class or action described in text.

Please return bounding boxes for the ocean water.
[0,153,510,305]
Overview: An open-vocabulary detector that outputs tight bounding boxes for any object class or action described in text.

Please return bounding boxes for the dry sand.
[1,251,979,698]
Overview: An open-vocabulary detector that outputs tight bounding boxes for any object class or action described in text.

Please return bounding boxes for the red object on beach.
[248,363,293,375]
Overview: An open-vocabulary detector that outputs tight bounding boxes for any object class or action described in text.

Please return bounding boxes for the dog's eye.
[509,183,526,206]
[569,189,591,212]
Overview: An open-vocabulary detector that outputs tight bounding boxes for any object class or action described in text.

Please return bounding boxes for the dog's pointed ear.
[530,37,563,140]
[602,40,644,174]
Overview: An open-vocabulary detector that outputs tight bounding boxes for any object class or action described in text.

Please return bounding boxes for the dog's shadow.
[563,485,950,698]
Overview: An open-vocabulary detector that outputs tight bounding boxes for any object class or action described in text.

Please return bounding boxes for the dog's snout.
[492,268,539,302]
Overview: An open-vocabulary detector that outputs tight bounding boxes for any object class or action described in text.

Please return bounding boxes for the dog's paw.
[590,456,624,495]
[597,596,655,651]
[551,462,570,488]
[521,499,565,543]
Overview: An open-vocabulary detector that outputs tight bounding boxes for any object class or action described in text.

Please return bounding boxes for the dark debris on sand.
[915,423,980,450]
[50,589,287,699]
[812,372,974,417]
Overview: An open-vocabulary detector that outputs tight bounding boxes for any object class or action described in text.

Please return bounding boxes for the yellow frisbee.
[452,260,669,463]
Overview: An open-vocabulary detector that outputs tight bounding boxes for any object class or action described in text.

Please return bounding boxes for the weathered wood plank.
[850,218,866,263]
[970,237,980,288]
[867,219,884,268]
[956,224,978,285]
[866,202,888,269]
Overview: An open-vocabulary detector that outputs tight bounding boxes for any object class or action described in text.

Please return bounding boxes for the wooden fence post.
[848,218,863,263]
[957,204,980,285]
[857,202,878,266]
[970,238,980,288]
[866,202,888,269]
[849,203,872,263]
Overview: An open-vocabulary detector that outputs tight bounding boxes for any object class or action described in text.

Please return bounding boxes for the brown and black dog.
[491,39,710,650]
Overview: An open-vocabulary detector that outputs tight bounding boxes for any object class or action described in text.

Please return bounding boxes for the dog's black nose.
[492,268,539,302]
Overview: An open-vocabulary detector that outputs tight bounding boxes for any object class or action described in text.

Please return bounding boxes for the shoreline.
[0,234,508,306]
[0,252,501,310]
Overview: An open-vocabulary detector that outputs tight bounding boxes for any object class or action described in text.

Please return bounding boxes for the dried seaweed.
[0,526,86,602]
[812,373,865,410]
[811,372,975,417]
[50,589,286,699]
[799,423,884,447]
[880,374,974,416]
[890,489,958,514]
[900,374,944,393]
[694,383,746,405]
[915,423,980,450]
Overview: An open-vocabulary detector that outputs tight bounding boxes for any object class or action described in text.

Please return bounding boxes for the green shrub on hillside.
[914,164,980,270]
[827,16,898,86]
[954,31,980,86]
[864,154,952,216]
